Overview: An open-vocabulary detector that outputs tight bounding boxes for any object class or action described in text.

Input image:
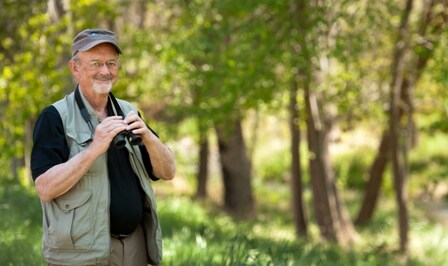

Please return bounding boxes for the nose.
[98,62,111,74]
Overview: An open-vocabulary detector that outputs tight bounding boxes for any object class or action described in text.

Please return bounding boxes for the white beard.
[93,80,113,94]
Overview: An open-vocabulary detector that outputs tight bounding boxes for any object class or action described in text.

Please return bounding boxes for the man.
[31,28,175,266]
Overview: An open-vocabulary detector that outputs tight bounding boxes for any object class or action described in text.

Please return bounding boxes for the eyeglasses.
[74,58,121,71]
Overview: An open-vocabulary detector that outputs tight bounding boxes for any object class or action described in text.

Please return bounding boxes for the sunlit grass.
[0,180,45,266]
[155,183,448,265]
[0,177,447,265]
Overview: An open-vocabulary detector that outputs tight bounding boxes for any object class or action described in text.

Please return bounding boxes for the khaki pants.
[109,225,147,266]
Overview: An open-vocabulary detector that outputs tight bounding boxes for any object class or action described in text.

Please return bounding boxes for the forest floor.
[415,182,448,228]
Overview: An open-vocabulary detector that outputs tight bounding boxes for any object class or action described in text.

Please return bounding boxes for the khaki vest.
[40,89,162,265]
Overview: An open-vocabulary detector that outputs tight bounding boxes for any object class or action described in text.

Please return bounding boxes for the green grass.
[2,177,446,266]
[0,180,44,266]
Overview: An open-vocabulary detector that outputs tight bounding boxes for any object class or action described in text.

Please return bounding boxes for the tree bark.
[355,131,391,225]
[304,84,357,247]
[289,78,308,237]
[47,0,64,22]
[195,131,209,199]
[215,119,254,218]
[305,86,334,240]
[389,0,413,253]
[290,0,357,247]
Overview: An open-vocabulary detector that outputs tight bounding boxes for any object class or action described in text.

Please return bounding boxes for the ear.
[69,60,81,78]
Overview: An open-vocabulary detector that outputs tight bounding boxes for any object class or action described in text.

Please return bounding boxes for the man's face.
[70,43,120,95]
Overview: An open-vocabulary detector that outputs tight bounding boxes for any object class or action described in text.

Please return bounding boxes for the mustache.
[94,74,113,81]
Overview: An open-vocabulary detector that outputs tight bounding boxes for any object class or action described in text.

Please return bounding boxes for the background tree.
[356,0,448,231]
[298,0,366,246]
[285,0,309,238]
[388,0,413,252]
[148,0,283,217]
[0,0,70,182]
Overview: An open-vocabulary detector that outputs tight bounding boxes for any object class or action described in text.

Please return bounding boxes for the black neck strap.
[74,86,126,132]
[74,86,95,133]
[108,92,126,118]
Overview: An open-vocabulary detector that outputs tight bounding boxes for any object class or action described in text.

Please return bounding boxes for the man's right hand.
[90,116,127,154]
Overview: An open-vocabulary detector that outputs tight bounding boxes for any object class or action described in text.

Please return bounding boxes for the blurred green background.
[1,0,448,265]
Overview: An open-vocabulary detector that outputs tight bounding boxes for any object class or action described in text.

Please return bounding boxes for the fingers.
[124,111,143,131]
[92,116,126,149]
[101,116,126,132]
[123,111,138,124]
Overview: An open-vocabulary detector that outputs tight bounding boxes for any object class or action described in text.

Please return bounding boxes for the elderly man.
[31,28,175,266]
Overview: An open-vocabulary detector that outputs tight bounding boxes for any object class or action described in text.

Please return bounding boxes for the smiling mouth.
[94,74,113,81]
[94,77,113,82]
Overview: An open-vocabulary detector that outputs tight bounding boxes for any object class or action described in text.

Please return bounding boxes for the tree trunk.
[215,119,254,218]
[355,0,446,226]
[47,0,73,92]
[355,131,391,225]
[47,0,65,22]
[304,84,357,247]
[195,130,209,199]
[389,0,413,253]
[290,0,357,247]
[289,78,308,237]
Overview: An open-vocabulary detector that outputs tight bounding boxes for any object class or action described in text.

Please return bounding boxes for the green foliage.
[415,36,448,134]
[408,133,448,195]
[0,0,127,165]
[2,0,448,170]
[333,147,374,190]
[0,1,67,160]
[257,151,290,183]
[149,0,285,128]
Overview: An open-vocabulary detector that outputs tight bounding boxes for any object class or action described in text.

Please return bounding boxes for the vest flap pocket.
[67,131,92,147]
[46,189,94,250]
[55,190,92,212]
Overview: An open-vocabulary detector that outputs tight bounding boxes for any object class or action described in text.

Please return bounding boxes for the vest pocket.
[67,132,104,174]
[46,189,93,250]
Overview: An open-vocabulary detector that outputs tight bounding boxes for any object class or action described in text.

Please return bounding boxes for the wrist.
[143,132,158,145]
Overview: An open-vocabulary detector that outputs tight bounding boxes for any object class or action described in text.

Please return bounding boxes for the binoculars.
[113,130,142,148]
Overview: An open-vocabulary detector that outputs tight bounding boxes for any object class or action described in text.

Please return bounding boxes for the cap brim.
[78,40,122,54]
